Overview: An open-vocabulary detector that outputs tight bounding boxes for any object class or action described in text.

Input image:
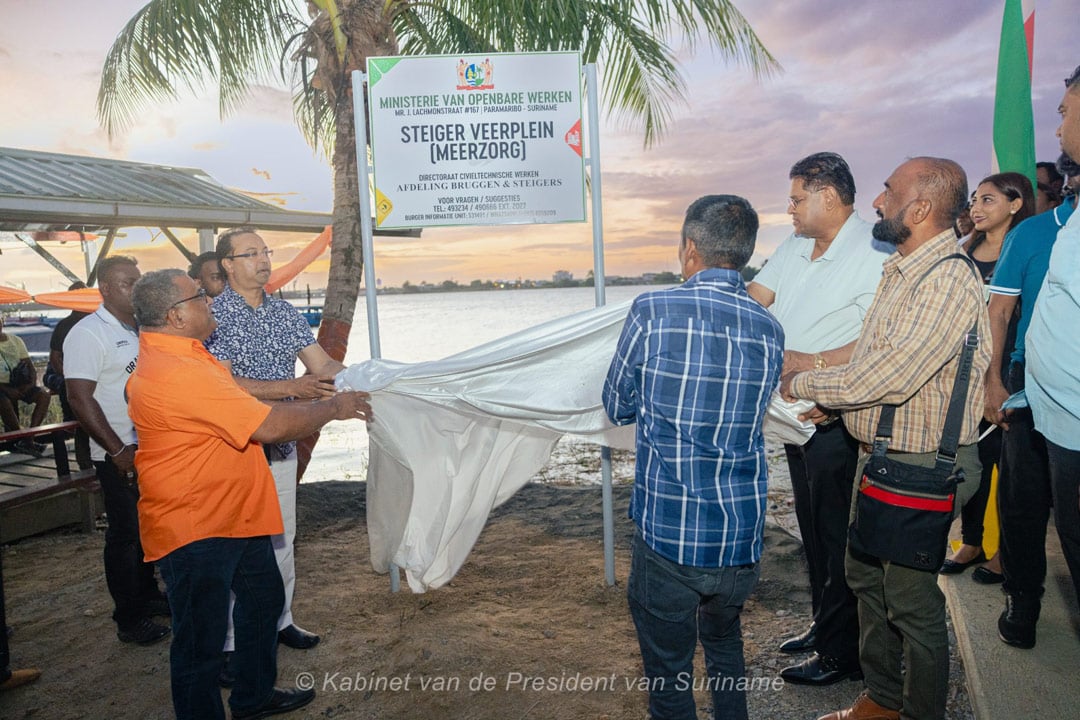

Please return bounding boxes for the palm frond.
[101,0,778,150]
[97,0,296,137]
[590,5,686,146]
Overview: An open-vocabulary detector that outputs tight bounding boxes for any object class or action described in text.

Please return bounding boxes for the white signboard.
[367,52,586,229]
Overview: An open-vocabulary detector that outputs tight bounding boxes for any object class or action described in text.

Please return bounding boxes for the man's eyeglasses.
[225,249,274,261]
[171,288,208,309]
[787,189,823,210]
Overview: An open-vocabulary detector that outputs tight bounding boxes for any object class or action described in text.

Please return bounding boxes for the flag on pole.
[992,0,1036,189]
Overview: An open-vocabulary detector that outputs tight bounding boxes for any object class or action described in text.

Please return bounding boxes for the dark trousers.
[960,347,1011,548]
[627,532,759,720]
[997,368,1050,597]
[1045,441,1080,603]
[158,536,284,720]
[58,383,91,470]
[95,460,161,628]
[1001,383,1080,603]
[995,361,1080,603]
[783,421,860,663]
[958,420,1001,547]
[847,444,982,720]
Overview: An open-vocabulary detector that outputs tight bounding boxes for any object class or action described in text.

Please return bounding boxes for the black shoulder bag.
[847,254,980,572]
[3,353,33,387]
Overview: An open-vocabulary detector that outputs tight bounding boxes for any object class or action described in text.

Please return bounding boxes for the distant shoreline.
[276,266,760,300]
[2,267,764,311]
[274,275,679,300]
[0,281,640,315]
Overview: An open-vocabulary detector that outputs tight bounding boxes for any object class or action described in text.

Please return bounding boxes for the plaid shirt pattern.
[603,268,784,567]
[790,230,991,452]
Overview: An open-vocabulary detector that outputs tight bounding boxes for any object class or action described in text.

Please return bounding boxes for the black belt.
[860,443,906,455]
[263,444,289,464]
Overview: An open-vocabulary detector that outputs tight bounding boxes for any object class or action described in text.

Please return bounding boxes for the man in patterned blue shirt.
[603,195,784,720]
[206,227,346,676]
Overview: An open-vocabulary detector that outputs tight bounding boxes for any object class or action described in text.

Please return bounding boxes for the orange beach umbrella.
[265,226,332,294]
[31,287,103,313]
[0,286,33,304]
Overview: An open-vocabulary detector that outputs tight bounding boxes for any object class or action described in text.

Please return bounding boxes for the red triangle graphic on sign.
[564,119,582,157]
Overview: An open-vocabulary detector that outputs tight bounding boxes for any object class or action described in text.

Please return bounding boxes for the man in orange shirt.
[127,269,372,720]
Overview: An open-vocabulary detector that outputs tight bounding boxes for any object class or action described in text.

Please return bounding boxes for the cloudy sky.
[0,0,1076,293]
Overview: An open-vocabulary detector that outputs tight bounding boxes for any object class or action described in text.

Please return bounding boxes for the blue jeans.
[628,532,760,720]
[158,536,284,720]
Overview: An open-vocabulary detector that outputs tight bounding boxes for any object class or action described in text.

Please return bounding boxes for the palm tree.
[98,0,777,473]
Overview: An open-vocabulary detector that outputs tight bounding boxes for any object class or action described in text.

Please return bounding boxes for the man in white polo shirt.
[65,256,170,646]
[748,152,888,685]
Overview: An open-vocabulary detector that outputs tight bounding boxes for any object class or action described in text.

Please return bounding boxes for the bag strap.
[873,253,982,471]
[933,320,979,469]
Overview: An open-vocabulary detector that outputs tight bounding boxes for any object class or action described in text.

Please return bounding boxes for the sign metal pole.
[585,63,616,587]
[352,69,400,593]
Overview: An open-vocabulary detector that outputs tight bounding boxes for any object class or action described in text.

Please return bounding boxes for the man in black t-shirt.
[47,281,92,469]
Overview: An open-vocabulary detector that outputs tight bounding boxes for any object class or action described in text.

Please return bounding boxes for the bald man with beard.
[782,157,991,720]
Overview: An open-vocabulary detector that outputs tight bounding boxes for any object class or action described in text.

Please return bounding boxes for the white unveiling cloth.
[338,300,815,592]
[764,393,817,447]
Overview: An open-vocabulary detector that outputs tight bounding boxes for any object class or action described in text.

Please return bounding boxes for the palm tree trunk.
[297,87,363,480]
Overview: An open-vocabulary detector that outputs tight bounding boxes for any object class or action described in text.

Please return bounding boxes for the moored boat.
[295,305,323,327]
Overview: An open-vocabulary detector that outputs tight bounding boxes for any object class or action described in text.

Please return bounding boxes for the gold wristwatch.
[813,353,827,370]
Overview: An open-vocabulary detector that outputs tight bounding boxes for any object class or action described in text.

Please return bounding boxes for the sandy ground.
[1,441,975,719]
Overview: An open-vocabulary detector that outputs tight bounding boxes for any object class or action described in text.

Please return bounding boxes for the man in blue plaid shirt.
[604,194,783,720]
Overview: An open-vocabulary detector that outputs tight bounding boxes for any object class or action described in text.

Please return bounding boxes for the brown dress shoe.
[0,668,42,691]
[817,690,901,720]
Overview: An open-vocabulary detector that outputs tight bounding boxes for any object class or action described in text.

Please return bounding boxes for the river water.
[339,285,646,364]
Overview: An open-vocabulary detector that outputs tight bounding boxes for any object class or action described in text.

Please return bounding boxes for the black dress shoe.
[778,623,816,654]
[278,624,320,649]
[218,651,236,688]
[780,653,863,686]
[939,551,987,575]
[972,566,1005,584]
[231,687,315,720]
[117,617,171,646]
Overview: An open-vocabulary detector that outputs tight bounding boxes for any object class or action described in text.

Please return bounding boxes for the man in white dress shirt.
[747,152,888,685]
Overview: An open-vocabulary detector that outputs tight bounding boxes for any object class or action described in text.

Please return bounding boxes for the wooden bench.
[0,421,101,542]
[0,421,84,477]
